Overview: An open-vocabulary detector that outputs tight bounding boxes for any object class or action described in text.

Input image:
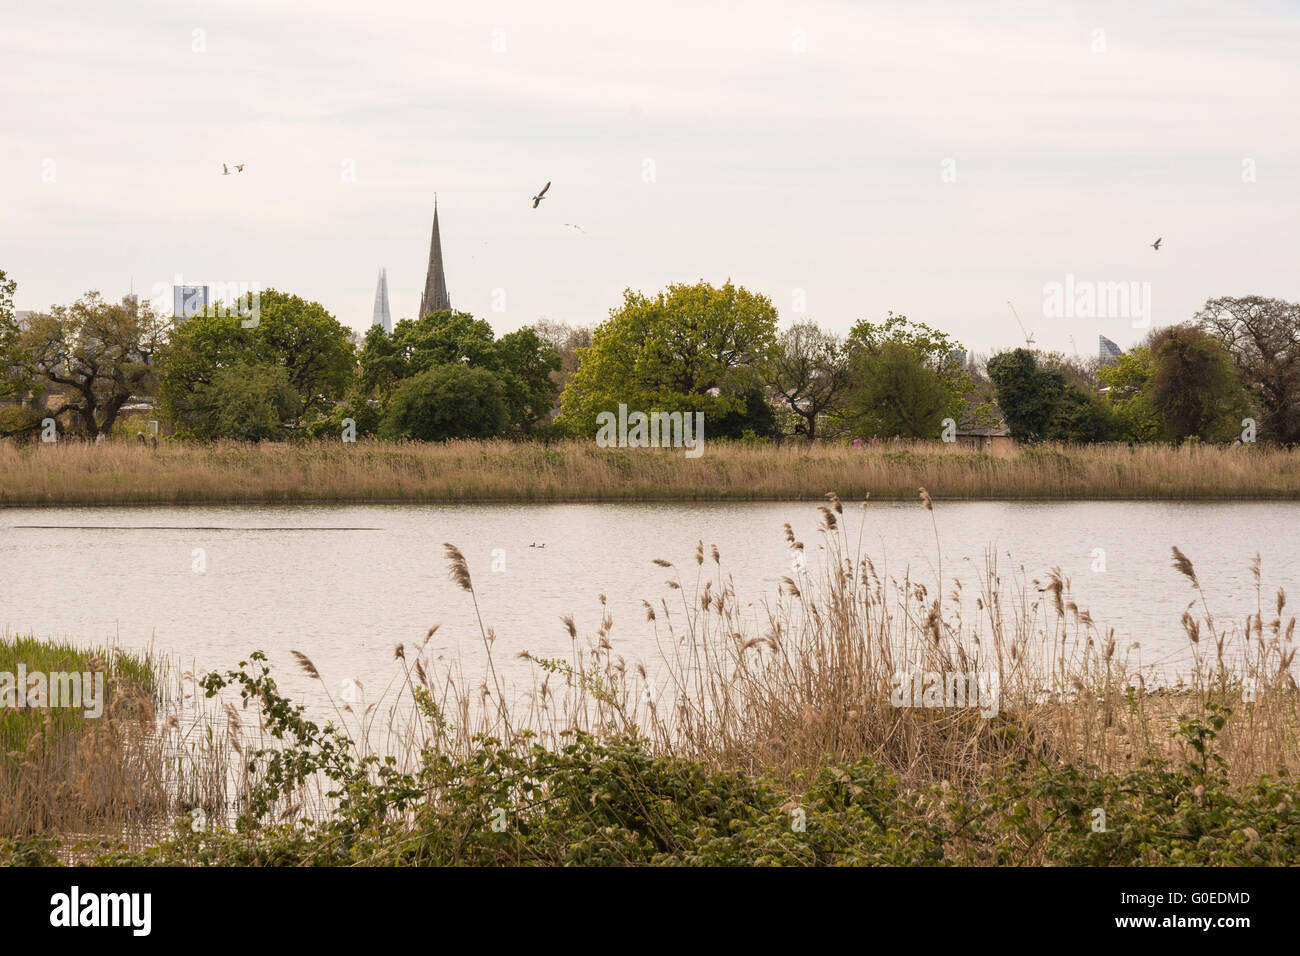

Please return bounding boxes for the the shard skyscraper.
[372,268,392,334]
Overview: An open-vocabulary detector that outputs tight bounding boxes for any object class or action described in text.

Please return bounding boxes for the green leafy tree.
[1051,383,1119,442]
[359,311,559,436]
[1098,345,1161,441]
[0,270,27,401]
[171,362,302,441]
[987,349,1067,442]
[19,291,165,437]
[989,348,1120,442]
[557,280,778,436]
[305,396,382,441]
[1149,325,1250,443]
[848,312,960,357]
[711,385,779,439]
[378,364,509,441]
[360,310,499,400]
[244,290,355,421]
[356,322,406,399]
[495,327,562,435]
[158,289,354,430]
[0,270,46,440]
[0,270,13,325]
[847,341,952,438]
[847,313,992,433]
[156,311,243,417]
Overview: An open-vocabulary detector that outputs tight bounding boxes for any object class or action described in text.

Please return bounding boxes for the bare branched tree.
[763,322,851,440]
[20,291,166,437]
[1196,296,1300,443]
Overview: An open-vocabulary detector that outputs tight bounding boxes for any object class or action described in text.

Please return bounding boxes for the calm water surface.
[2,501,1296,719]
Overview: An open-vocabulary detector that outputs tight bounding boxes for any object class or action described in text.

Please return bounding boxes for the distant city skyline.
[3,0,1298,359]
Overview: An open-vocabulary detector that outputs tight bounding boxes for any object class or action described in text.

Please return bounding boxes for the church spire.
[418,196,450,318]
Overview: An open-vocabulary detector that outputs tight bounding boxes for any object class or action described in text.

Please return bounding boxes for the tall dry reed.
[227,494,1297,831]
[0,642,235,845]
[2,439,1298,506]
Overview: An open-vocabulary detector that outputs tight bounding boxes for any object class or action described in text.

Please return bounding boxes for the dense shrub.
[379,364,509,442]
[6,663,1292,867]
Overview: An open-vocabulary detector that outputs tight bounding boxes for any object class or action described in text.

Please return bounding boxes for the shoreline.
[3,438,1298,507]
[5,492,1300,508]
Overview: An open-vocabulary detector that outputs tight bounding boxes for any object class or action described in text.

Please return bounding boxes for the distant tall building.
[417,198,451,319]
[1099,335,1123,365]
[173,285,209,322]
[372,268,392,334]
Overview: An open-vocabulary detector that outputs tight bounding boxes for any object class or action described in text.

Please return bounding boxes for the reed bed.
[466,495,1296,786]
[0,636,235,850]
[2,439,1299,506]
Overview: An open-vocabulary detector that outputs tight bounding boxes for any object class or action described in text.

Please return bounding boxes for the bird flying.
[532,181,551,208]
[1151,237,1162,250]
[234,163,245,173]
[563,223,587,234]
[222,164,230,176]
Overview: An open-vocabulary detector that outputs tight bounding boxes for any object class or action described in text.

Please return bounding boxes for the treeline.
[2,267,1297,446]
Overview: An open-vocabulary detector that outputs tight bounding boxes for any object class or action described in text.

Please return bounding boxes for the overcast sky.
[3,0,1297,357]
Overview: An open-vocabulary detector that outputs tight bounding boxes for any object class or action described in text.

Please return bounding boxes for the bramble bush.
[4,659,1294,867]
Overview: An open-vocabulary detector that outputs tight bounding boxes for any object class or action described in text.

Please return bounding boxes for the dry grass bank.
[2,438,1298,505]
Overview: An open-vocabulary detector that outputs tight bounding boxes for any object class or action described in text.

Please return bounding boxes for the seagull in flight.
[563,223,587,234]
[1151,237,1162,251]
[531,181,551,208]
[234,163,245,173]
[222,163,230,176]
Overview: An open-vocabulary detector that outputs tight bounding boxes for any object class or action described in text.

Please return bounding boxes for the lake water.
[1,501,1295,720]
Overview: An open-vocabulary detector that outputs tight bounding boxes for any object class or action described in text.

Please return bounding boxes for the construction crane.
[1007,301,1035,348]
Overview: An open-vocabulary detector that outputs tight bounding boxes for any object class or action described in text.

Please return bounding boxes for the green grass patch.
[0,633,155,774]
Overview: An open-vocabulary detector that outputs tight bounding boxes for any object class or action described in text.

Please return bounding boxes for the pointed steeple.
[419,197,451,319]
[372,268,392,334]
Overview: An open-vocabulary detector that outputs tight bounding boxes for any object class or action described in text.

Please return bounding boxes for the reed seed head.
[443,543,473,592]
[290,650,320,681]
[1171,547,1199,588]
